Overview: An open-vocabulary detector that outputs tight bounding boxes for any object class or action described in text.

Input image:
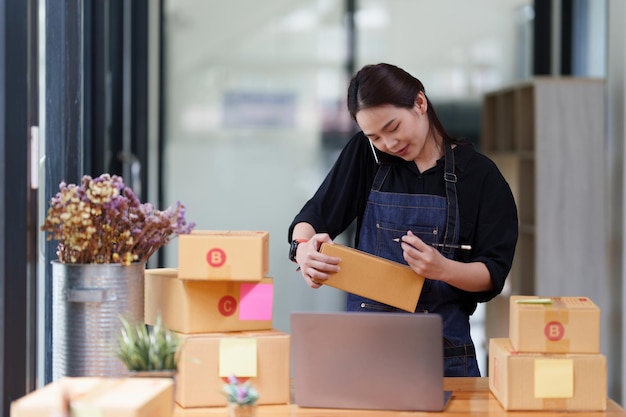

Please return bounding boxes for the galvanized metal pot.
[52,261,145,379]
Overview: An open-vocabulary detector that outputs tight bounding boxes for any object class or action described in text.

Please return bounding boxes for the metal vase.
[52,261,145,379]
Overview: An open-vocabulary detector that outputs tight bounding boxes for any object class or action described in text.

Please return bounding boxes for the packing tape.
[542,398,569,410]
[543,298,570,352]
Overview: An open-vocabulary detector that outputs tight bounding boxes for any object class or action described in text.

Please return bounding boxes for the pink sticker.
[239,283,273,321]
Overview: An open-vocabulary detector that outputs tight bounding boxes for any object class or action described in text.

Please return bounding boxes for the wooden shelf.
[481,77,606,340]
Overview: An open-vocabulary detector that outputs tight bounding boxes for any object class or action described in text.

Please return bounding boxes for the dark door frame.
[43,0,154,384]
[0,0,37,415]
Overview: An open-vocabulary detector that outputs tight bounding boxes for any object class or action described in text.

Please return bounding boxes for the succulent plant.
[223,375,260,406]
[116,315,181,371]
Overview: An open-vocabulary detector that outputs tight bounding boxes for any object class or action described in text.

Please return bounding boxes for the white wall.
[607,0,626,404]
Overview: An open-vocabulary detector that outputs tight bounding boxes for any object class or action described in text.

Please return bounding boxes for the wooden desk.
[173,377,626,416]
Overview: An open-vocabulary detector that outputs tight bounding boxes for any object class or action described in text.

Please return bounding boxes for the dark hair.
[347,63,458,143]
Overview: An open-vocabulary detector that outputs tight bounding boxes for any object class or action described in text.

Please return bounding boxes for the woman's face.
[355,93,431,162]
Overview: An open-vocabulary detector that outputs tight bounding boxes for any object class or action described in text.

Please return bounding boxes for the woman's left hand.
[400,230,448,280]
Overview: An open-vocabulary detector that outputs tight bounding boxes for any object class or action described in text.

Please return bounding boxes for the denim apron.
[346,143,480,377]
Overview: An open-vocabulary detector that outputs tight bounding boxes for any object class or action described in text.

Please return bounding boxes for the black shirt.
[289,131,519,303]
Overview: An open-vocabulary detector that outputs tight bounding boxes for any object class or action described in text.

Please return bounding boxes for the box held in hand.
[178,230,269,281]
[319,243,424,312]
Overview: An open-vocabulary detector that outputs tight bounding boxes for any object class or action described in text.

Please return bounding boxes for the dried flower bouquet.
[42,173,195,265]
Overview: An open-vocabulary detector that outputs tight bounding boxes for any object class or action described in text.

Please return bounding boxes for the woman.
[287,63,518,376]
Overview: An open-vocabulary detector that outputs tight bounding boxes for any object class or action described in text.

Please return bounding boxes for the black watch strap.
[289,239,307,262]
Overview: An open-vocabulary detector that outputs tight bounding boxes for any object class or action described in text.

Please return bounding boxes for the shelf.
[479,77,605,301]
[514,84,535,152]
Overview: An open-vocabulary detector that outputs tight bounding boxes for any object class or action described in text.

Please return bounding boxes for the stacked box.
[145,269,273,333]
[509,295,600,353]
[176,330,290,407]
[144,230,290,409]
[488,295,607,411]
[177,230,270,281]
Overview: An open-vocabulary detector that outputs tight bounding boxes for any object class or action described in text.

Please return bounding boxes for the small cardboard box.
[10,377,174,417]
[145,268,273,334]
[488,338,607,411]
[509,295,600,353]
[178,230,269,281]
[319,243,424,312]
[176,329,290,408]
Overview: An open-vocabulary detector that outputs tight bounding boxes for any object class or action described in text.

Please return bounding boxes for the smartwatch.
[289,239,308,262]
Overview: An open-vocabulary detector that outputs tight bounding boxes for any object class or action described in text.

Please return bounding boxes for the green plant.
[116,315,181,371]
[222,375,259,405]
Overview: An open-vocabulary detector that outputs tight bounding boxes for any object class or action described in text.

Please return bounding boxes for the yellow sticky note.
[218,337,258,377]
[534,359,574,398]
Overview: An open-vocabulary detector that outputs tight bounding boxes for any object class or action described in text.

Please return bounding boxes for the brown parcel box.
[10,377,174,417]
[176,329,290,408]
[509,295,600,353]
[145,268,273,333]
[178,230,269,281]
[319,243,424,312]
[488,338,607,411]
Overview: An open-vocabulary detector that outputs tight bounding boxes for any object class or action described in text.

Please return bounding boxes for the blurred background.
[159,0,604,374]
[1,1,622,416]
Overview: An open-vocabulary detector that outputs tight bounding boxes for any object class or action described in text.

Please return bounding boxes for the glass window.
[162,1,532,360]
[163,1,353,332]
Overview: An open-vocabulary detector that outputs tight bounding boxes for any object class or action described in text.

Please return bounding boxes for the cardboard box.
[509,295,600,353]
[145,268,273,334]
[176,329,290,408]
[488,338,607,411]
[178,230,269,281]
[318,243,424,312]
[10,377,174,417]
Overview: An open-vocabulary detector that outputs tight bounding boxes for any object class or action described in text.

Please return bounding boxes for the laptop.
[290,311,452,411]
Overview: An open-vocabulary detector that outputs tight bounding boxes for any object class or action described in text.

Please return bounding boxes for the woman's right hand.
[295,233,341,288]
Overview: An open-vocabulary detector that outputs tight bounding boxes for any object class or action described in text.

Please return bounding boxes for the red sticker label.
[218,295,237,316]
[206,248,226,267]
[544,321,565,341]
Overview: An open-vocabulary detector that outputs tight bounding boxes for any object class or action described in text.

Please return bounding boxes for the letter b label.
[544,321,565,341]
[206,248,227,267]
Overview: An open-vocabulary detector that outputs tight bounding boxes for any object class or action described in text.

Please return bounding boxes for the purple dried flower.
[41,173,195,265]
[222,375,260,405]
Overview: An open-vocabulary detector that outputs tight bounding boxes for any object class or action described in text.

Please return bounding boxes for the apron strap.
[371,164,391,192]
[371,147,458,257]
[442,142,458,256]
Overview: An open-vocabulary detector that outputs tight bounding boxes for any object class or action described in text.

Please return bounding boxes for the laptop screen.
[290,311,450,411]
